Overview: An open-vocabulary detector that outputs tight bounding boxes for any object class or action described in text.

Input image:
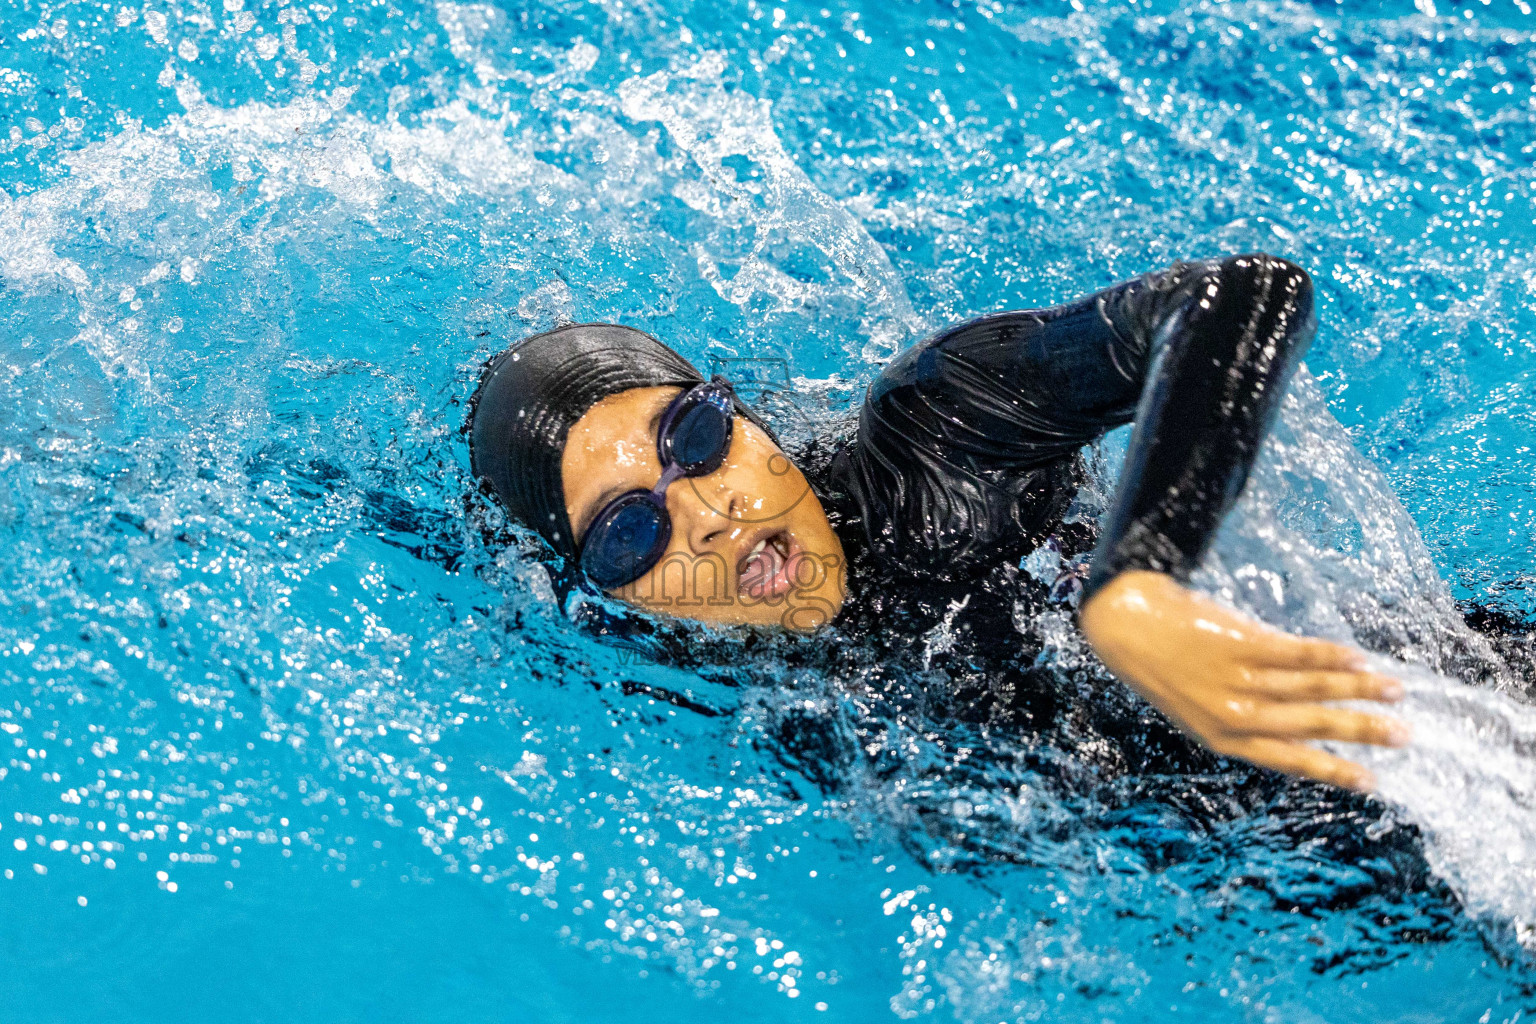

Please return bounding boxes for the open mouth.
[738,530,796,600]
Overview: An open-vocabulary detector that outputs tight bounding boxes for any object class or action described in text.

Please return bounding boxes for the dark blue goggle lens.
[667,397,731,472]
[579,495,670,589]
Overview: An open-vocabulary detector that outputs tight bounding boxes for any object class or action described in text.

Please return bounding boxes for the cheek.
[725,437,806,506]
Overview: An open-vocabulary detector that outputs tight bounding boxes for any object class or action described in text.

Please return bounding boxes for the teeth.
[749,538,767,557]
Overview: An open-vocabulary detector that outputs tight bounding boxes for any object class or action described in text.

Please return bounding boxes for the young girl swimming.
[468,253,1409,793]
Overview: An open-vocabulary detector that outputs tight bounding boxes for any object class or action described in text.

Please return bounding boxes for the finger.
[1252,633,1365,672]
[1242,704,1412,747]
[1244,670,1403,704]
[1231,737,1377,792]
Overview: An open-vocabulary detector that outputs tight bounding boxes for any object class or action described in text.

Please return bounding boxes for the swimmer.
[468,254,1409,792]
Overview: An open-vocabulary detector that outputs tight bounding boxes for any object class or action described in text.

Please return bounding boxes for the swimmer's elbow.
[1266,254,1313,310]
[1225,252,1314,310]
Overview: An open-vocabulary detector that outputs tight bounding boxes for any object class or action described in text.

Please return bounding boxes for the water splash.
[5,0,1536,1020]
[619,51,922,362]
[1199,375,1536,949]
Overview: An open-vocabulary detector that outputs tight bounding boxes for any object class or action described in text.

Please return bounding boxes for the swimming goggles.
[577,377,737,589]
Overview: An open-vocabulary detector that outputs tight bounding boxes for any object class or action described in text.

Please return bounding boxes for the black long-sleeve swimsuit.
[774,253,1317,769]
[819,252,1314,602]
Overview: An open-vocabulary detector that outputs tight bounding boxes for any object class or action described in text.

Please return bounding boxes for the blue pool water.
[4,0,1536,1020]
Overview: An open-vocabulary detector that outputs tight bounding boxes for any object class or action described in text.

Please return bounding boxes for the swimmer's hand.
[1079,570,1409,792]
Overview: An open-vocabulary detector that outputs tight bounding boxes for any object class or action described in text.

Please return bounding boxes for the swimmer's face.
[562,386,847,631]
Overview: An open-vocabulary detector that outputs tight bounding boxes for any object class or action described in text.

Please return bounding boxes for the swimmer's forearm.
[1083,254,1316,602]
[1080,570,1408,792]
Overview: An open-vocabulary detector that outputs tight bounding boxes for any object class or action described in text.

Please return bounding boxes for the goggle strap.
[649,462,687,503]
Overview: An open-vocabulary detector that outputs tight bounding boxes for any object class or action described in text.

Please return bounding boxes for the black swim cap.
[468,323,706,561]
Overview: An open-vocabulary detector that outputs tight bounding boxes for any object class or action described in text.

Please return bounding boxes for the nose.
[665,471,745,557]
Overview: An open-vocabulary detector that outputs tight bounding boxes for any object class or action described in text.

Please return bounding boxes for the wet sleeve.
[825,253,1316,584]
[1078,253,1316,600]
